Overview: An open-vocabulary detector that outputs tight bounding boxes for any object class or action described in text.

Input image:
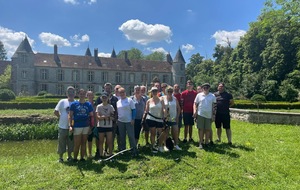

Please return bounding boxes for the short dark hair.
[218,82,225,87]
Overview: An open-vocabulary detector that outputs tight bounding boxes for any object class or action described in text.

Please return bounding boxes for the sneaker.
[158,146,165,153]
[79,158,86,162]
[152,147,158,153]
[182,139,187,143]
[67,157,73,162]
[58,158,63,163]
[73,158,78,162]
[189,138,194,142]
[163,146,169,152]
[174,145,182,150]
[199,144,203,149]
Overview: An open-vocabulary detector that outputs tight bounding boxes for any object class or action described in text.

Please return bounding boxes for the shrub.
[0,89,16,101]
[37,91,47,96]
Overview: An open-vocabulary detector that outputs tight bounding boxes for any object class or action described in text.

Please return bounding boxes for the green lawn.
[0,120,300,189]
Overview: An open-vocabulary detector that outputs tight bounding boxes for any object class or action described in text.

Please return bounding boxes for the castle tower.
[11,36,36,95]
[172,48,186,87]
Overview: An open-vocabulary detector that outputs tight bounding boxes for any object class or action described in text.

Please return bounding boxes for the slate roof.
[12,36,33,58]
[173,49,185,63]
[34,53,172,73]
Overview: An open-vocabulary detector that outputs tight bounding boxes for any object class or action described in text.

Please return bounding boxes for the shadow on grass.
[203,142,255,158]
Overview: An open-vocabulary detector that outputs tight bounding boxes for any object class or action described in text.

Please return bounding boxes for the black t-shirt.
[214,91,233,114]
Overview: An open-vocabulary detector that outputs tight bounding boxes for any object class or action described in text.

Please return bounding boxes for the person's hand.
[69,126,73,132]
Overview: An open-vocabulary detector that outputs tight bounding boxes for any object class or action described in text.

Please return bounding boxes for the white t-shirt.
[146,99,163,122]
[96,103,115,128]
[54,99,74,129]
[117,97,135,122]
[194,92,216,119]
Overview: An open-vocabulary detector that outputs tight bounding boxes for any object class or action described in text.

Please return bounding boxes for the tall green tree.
[144,51,165,61]
[0,65,11,89]
[0,41,7,61]
[117,48,144,60]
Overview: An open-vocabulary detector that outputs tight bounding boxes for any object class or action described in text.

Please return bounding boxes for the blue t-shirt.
[70,101,93,128]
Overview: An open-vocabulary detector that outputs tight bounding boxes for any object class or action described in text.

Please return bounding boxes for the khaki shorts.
[74,126,90,135]
[196,115,212,130]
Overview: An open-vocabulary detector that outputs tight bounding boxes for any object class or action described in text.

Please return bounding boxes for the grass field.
[0,120,300,189]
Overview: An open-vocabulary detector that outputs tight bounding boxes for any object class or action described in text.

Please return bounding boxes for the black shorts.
[183,112,194,126]
[146,119,163,128]
[215,113,231,129]
[97,127,113,133]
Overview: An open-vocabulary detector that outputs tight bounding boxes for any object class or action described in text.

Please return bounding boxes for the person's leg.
[106,131,113,156]
[183,113,188,142]
[150,127,156,146]
[126,122,137,154]
[67,131,74,159]
[145,130,150,145]
[57,128,67,160]
[178,114,182,141]
[80,134,88,160]
[226,129,232,144]
[88,140,93,157]
[117,121,127,151]
[134,119,142,146]
[172,125,180,147]
[98,132,105,157]
[73,134,81,160]
[188,125,193,141]
[215,113,222,141]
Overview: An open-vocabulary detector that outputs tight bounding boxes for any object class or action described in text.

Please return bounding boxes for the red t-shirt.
[181,90,197,113]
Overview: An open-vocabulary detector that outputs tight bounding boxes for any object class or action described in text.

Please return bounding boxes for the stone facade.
[4,37,186,96]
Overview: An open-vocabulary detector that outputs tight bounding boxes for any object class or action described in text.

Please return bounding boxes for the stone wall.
[230,108,300,125]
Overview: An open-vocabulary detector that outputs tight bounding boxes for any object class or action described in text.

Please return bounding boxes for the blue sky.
[0,0,265,62]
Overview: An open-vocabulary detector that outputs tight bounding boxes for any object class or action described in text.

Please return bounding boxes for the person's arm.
[193,102,198,118]
[141,100,149,124]
[176,99,180,123]
[54,110,60,118]
[68,110,74,132]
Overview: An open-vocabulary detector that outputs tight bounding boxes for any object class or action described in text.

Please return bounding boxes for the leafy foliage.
[0,40,7,61]
[0,89,16,101]
[0,65,11,89]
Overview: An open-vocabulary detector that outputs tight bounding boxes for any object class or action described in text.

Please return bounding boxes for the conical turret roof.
[173,49,185,63]
[12,36,33,58]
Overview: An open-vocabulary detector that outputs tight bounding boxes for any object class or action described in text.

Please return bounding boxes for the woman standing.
[131,85,146,147]
[96,92,115,158]
[162,86,182,150]
[142,87,166,153]
[69,89,94,162]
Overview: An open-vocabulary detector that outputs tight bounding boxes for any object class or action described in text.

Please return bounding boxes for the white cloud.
[181,43,195,53]
[98,52,111,58]
[146,47,168,54]
[87,0,97,5]
[0,26,34,59]
[212,30,246,47]
[64,0,79,5]
[119,19,172,45]
[70,34,89,47]
[187,9,193,13]
[39,32,71,47]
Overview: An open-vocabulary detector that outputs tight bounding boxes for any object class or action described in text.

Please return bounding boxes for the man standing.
[193,83,216,149]
[214,82,234,145]
[181,80,197,143]
[54,86,75,162]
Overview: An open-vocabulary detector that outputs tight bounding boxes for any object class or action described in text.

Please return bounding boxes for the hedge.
[0,102,57,109]
[232,101,300,109]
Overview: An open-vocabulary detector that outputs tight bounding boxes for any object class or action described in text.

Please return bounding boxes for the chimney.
[54,44,58,55]
[54,44,61,66]
[94,48,98,60]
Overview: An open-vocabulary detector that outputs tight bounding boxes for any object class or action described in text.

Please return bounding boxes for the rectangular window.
[40,83,48,92]
[87,71,94,82]
[57,69,64,81]
[87,85,94,92]
[102,72,108,82]
[72,70,80,81]
[116,72,122,83]
[141,74,147,83]
[40,69,49,80]
[129,73,135,83]
[56,84,64,95]
[21,70,27,79]
[163,75,168,83]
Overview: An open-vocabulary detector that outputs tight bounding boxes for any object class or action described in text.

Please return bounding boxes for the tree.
[0,65,11,89]
[144,51,165,61]
[117,48,144,60]
[0,41,7,61]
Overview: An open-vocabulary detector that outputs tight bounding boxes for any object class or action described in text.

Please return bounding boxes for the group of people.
[54,80,233,162]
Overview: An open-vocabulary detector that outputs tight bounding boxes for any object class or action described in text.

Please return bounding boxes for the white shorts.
[74,126,90,135]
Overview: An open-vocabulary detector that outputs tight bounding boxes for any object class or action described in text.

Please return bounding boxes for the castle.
[3,37,186,95]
